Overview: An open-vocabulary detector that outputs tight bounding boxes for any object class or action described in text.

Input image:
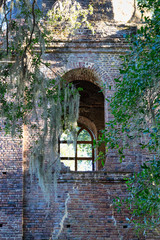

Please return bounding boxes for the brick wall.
[0,120,23,240]
[23,172,142,240]
[22,22,155,240]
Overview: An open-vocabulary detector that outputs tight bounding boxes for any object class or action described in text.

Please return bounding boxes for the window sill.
[58,171,133,183]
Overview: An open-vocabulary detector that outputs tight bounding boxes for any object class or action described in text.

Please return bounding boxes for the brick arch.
[62,68,101,89]
[62,67,106,128]
[78,116,97,139]
[61,67,113,91]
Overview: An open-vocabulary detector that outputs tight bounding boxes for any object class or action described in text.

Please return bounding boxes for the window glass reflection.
[60,143,75,157]
[78,129,91,141]
[77,160,92,171]
[77,144,92,157]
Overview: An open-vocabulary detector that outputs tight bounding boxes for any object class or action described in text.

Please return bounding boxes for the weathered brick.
[0,1,157,239]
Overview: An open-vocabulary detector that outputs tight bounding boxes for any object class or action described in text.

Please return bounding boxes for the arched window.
[59,125,95,171]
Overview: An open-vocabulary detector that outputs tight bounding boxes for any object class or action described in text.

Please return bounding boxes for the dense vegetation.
[97,0,160,235]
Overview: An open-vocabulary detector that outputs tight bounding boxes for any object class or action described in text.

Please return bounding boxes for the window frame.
[59,125,95,171]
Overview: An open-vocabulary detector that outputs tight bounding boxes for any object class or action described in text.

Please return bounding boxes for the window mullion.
[75,142,78,171]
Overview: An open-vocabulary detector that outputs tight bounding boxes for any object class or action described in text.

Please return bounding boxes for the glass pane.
[77,144,92,157]
[77,160,92,171]
[78,129,91,141]
[60,143,75,157]
[61,160,75,171]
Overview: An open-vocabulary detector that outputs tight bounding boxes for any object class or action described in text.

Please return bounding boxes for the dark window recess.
[2,172,7,175]
[123,225,128,228]
[0,224,3,227]
[66,224,71,228]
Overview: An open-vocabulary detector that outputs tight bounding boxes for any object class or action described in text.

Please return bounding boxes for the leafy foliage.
[97,0,160,235]
[47,0,94,37]
[115,159,160,235]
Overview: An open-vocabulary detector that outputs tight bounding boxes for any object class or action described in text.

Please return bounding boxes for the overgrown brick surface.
[0,1,159,239]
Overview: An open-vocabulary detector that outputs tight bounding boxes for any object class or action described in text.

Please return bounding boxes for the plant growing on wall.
[97,0,160,235]
[0,0,93,200]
